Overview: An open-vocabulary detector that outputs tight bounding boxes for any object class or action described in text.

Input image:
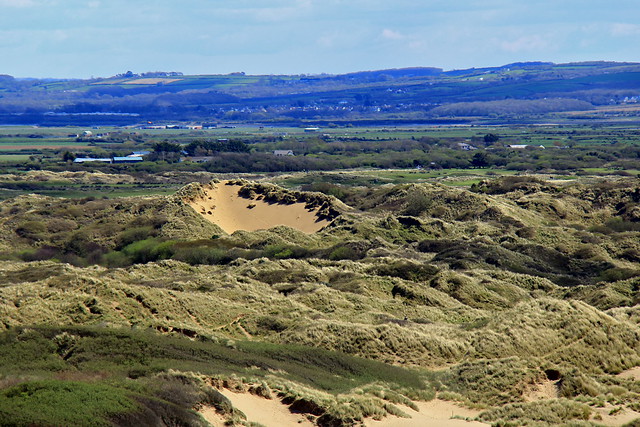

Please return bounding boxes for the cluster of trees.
[184,139,249,156]
[53,135,640,175]
[143,139,250,163]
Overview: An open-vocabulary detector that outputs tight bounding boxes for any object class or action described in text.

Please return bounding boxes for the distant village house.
[457,142,477,151]
[507,144,545,149]
[273,150,294,156]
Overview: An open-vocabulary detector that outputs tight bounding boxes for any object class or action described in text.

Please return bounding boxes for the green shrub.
[18,246,62,262]
[605,217,640,233]
[116,226,157,249]
[121,238,174,264]
[102,251,132,268]
[15,221,46,241]
[63,232,108,263]
[402,190,432,216]
[263,244,309,259]
[373,261,438,282]
[328,246,359,261]
[172,246,231,265]
[0,380,136,426]
[599,268,640,283]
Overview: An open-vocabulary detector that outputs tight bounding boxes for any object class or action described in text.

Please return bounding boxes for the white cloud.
[0,0,36,6]
[500,34,550,53]
[236,0,314,23]
[610,23,640,36]
[381,29,404,40]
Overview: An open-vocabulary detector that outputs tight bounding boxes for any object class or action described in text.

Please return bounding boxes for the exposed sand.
[364,400,489,427]
[198,405,227,426]
[523,379,559,402]
[591,403,640,426]
[188,182,330,234]
[198,392,489,427]
[618,366,640,380]
[201,389,315,427]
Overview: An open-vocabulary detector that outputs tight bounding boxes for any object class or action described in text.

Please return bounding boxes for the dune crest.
[186,181,331,234]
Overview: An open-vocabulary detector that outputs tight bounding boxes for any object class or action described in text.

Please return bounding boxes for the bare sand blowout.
[198,389,490,427]
[187,181,330,234]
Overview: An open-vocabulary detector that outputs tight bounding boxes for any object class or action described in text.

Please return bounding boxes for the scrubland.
[1,174,640,426]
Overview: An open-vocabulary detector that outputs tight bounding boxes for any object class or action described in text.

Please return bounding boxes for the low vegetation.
[1,174,640,425]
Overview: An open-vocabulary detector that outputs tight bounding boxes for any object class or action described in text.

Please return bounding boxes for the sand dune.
[198,390,314,427]
[198,392,488,427]
[187,182,330,234]
[198,406,226,427]
[591,404,640,426]
[364,400,488,427]
[523,379,559,402]
[618,366,640,380]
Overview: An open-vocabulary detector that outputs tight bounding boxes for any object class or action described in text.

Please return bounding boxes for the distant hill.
[1,61,640,125]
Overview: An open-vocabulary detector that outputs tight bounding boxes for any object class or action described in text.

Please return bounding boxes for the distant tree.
[484,133,500,144]
[62,151,75,162]
[225,139,249,153]
[152,142,182,153]
[151,141,182,163]
[471,151,489,168]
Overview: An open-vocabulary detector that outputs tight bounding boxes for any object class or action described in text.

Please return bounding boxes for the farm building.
[129,151,150,157]
[73,157,112,163]
[508,144,545,149]
[457,142,477,151]
[273,150,294,156]
[182,156,215,163]
[113,157,144,163]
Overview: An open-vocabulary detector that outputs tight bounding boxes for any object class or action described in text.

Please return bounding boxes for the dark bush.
[263,244,309,259]
[328,246,360,261]
[256,316,289,333]
[599,268,640,282]
[171,246,231,265]
[15,221,46,241]
[19,246,62,262]
[116,226,157,249]
[374,261,438,282]
[402,190,432,216]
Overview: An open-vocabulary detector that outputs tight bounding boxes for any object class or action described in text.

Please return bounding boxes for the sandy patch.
[198,405,227,426]
[523,379,558,402]
[222,389,314,427]
[188,182,330,234]
[618,366,640,380]
[364,400,488,427]
[591,403,640,426]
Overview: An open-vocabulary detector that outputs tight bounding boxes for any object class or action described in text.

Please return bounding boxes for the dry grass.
[2,176,640,424]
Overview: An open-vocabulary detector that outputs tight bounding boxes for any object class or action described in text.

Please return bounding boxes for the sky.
[1,0,640,78]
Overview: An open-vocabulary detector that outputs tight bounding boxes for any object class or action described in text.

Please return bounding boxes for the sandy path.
[199,393,489,427]
[188,183,330,234]
[364,400,489,427]
[523,379,558,401]
[198,406,227,426]
[222,389,314,427]
[618,366,640,380]
[591,404,640,426]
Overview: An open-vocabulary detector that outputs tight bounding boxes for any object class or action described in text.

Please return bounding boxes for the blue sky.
[1,0,639,78]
